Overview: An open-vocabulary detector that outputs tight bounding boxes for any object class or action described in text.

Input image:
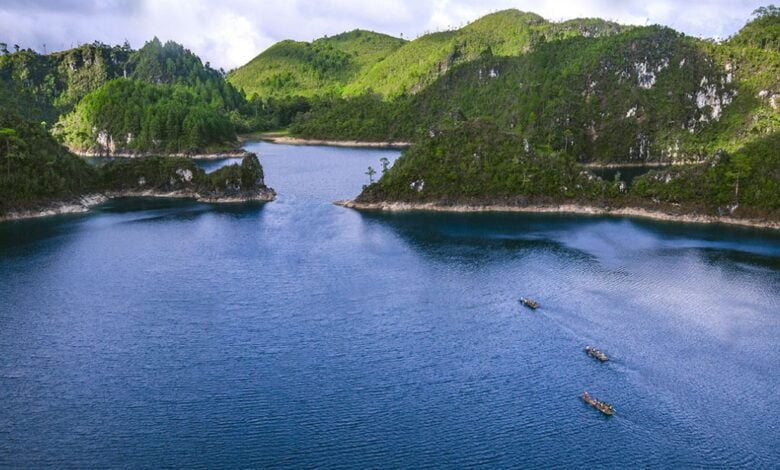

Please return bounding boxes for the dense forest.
[293,19,780,165]
[0,81,272,214]
[0,89,99,213]
[356,119,780,220]
[348,7,780,222]
[0,38,300,154]
[227,30,407,98]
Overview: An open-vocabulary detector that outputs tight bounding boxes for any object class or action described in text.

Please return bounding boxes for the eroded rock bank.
[335,200,780,231]
[70,149,254,160]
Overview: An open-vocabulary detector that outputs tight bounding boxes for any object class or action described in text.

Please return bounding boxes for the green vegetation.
[357,120,613,204]
[345,10,628,98]
[0,85,271,215]
[295,19,780,166]
[227,10,628,100]
[731,5,780,51]
[632,134,780,218]
[0,93,99,213]
[99,153,267,196]
[227,30,406,98]
[55,79,237,154]
[358,120,780,221]
[0,38,296,154]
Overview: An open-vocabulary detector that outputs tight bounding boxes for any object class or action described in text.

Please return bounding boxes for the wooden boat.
[582,392,614,416]
[584,346,609,362]
[519,297,539,310]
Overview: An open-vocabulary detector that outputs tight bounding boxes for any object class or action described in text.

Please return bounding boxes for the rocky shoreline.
[258,135,411,149]
[334,200,780,231]
[70,149,253,160]
[0,188,276,223]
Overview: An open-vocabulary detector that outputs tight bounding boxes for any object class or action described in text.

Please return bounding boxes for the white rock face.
[488,68,499,78]
[626,106,638,118]
[771,95,780,111]
[176,168,193,183]
[724,63,734,84]
[96,130,115,154]
[410,179,425,193]
[629,135,651,160]
[635,57,668,89]
[696,84,733,121]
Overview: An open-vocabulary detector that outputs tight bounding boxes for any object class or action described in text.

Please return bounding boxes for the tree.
[379,157,390,174]
[13,44,19,53]
[365,166,376,184]
[0,43,8,55]
[0,128,23,176]
[753,4,780,18]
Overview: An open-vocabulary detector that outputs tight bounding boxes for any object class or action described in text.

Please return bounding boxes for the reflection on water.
[1,142,778,468]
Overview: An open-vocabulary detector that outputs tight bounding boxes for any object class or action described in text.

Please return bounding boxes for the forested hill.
[0,38,257,154]
[344,10,629,98]
[227,10,628,99]
[227,30,406,98]
[0,88,99,212]
[293,15,780,166]
[0,90,274,215]
[348,10,780,223]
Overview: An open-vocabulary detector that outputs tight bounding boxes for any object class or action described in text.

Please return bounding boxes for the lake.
[1,142,779,468]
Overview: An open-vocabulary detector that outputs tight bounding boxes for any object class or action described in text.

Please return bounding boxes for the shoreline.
[70,150,252,160]
[334,200,780,231]
[256,135,412,149]
[0,189,276,223]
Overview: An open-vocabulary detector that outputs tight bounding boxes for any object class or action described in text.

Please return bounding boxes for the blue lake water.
[1,142,779,468]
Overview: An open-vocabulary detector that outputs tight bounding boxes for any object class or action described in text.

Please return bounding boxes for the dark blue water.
[1,142,779,468]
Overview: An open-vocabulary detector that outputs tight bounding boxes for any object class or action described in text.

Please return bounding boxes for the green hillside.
[344,10,628,98]
[228,10,628,100]
[54,79,237,155]
[0,38,266,154]
[348,12,780,222]
[227,30,406,98]
[0,87,99,213]
[294,21,780,165]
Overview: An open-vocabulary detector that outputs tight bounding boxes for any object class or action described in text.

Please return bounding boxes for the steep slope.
[0,42,131,123]
[0,39,245,123]
[295,24,780,165]
[347,19,780,223]
[0,87,99,213]
[227,30,406,98]
[729,10,780,51]
[344,10,628,98]
[54,79,238,155]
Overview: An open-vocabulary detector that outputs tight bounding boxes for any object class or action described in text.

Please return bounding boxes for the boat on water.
[584,346,609,362]
[519,297,539,310]
[582,392,614,416]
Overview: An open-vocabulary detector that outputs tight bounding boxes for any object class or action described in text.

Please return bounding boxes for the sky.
[0,0,770,70]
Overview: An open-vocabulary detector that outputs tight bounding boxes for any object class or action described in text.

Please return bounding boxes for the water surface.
[1,142,779,468]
